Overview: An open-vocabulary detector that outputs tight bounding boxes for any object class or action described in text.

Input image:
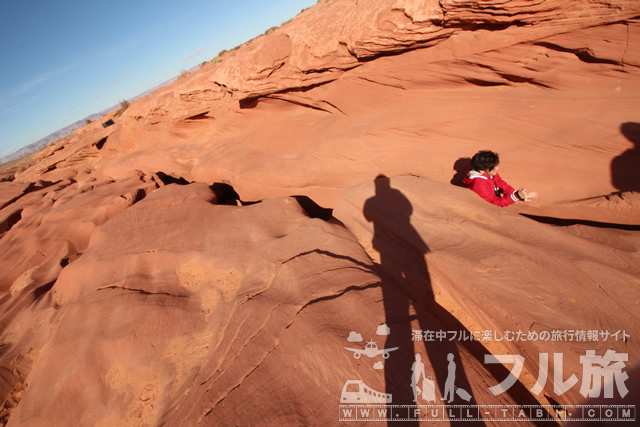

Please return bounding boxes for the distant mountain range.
[0,109,116,166]
[0,72,183,166]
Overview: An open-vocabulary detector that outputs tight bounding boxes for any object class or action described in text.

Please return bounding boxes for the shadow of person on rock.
[611,122,640,192]
[451,157,472,187]
[363,175,552,426]
[363,175,481,426]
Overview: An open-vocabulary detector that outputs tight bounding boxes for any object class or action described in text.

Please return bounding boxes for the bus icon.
[340,380,392,404]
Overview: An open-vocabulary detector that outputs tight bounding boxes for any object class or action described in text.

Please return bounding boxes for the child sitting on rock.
[463,150,538,207]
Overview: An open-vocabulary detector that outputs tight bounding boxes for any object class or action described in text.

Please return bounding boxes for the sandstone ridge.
[1,0,639,424]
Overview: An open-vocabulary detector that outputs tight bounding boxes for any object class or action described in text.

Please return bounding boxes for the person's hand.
[518,189,538,201]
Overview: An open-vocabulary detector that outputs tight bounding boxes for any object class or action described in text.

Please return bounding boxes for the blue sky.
[0,0,317,158]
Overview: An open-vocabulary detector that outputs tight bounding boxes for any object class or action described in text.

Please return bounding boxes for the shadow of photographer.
[362,175,550,426]
[363,175,479,426]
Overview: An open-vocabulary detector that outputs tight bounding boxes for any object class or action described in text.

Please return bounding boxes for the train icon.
[341,380,392,404]
[344,339,398,359]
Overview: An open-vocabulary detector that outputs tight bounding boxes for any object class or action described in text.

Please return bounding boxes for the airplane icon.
[344,339,399,359]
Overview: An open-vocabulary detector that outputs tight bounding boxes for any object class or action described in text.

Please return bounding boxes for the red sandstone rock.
[1,0,639,424]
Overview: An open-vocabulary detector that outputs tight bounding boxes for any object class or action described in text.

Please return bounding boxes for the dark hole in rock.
[293,195,333,221]
[239,98,259,109]
[33,280,56,301]
[95,137,107,150]
[211,183,241,205]
[155,172,190,186]
[185,112,213,121]
[0,209,23,234]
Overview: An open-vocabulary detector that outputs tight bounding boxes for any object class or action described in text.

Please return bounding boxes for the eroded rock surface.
[1,0,639,424]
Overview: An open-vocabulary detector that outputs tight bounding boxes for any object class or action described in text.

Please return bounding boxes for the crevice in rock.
[41,143,66,160]
[40,165,59,176]
[95,285,189,298]
[154,171,190,186]
[622,20,631,67]
[0,180,58,211]
[59,252,83,268]
[444,20,527,31]
[238,79,339,111]
[120,187,150,206]
[33,280,56,302]
[0,195,26,212]
[238,97,260,109]
[520,213,640,231]
[464,78,509,87]
[354,76,407,90]
[533,41,623,65]
[494,72,552,88]
[282,249,375,271]
[0,209,23,236]
[211,183,241,206]
[292,195,333,220]
[354,42,442,62]
[296,281,382,312]
[263,94,343,114]
[184,112,214,121]
[464,61,553,88]
[94,137,107,150]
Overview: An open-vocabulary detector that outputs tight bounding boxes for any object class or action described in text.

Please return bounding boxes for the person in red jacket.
[462,150,538,207]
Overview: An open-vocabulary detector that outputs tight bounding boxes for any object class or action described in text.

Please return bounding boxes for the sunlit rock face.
[1,0,639,424]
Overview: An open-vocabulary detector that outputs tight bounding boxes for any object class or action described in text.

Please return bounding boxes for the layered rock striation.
[1,0,639,425]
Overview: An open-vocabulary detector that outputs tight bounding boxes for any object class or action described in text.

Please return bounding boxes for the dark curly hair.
[471,150,500,171]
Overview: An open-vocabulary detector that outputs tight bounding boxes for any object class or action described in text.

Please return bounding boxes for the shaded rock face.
[1,0,640,425]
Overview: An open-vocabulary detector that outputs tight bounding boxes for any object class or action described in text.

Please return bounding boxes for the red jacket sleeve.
[493,173,516,197]
[467,175,518,207]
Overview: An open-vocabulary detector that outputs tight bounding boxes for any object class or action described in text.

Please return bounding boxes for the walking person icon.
[439,353,473,403]
[411,353,426,402]
[442,353,456,403]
